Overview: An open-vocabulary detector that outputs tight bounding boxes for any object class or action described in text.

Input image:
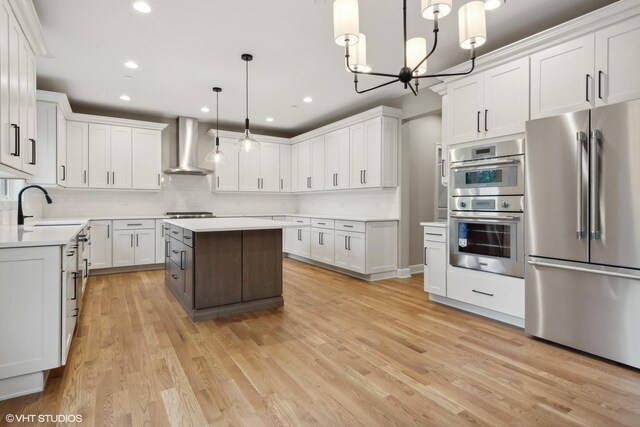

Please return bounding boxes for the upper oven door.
[449,211,524,278]
[450,155,524,196]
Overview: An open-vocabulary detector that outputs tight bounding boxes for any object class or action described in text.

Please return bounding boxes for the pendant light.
[205,87,225,164]
[235,54,261,152]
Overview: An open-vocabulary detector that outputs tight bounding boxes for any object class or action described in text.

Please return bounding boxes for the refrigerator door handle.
[528,259,640,281]
[590,129,601,240]
[576,131,587,239]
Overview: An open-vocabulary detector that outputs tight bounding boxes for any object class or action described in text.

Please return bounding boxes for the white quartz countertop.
[164,217,306,232]
[218,213,399,222]
[420,221,448,228]
[0,223,85,248]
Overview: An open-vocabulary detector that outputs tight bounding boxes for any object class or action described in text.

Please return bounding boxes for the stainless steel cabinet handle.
[61,165,66,181]
[424,247,428,266]
[590,129,601,240]
[344,236,348,249]
[472,289,494,297]
[107,171,110,184]
[107,224,110,238]
[425,232,443,237]
[217,176,220,188]
[441,159,446,178]
[84,170,87,184]
[586,74,591,102]
[363,170,366,184]
[476,111,481,133]
[348,236,351,250]
[343,225,353,228]
[258,177,260,189]
[360,170,363,184]
[130,234,133,247]
[172,274,179,280]
[136,234,139,247]
[184,235,191,240]
[128,223,143,227]
[598,71,604,100]
[281,178,283,190]
[10,124,20,156]
[29,139,36,165]
[180,251,185,270]
[112,171,115,184]
[172,250,179,254]
[484,110,488,132]
[309,177,312,189]
[576,131,587,240]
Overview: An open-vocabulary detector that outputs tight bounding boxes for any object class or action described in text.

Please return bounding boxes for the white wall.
[296,188,399,218]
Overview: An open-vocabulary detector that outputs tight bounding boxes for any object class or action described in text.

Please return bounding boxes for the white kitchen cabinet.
[56,105,67,186]
[0,246,61,380]
[112,229,135,267]
[110,126,132,188]
[88,124,111,188]
[20,36,36,174]
[296,140,311,192]
[350,117,397,189]
[155,219,165,264]
[29,101,58,185]
[531,34,595,120]
[6,8,22,171]
[238,142,280,191]
[279,144,291,192]
[311,228,335,265]
[334,230,365,274]
[214,137,239,192]
[64,121,89,188]
[297,136,325,192]
[324,127,350,190]
[290,144,298,193]
[134,229,156,265]
[0,1,13,170]
[424,240,446,297]
[448,57,528,143]
[89,220,112,269]
[595,15,640,107]
[131,128,161,190]
[290,225,311,258]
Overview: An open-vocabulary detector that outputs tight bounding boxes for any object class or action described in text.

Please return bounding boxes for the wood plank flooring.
[1,259,639,426]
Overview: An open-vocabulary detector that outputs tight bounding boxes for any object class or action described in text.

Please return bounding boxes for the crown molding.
[8,0,50,57]
[215,130,291,145]
[36,90,168,131]
[430,0,640,94]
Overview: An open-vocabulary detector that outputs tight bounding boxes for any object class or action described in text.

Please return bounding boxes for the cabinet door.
[310,228,323,262]
[349,122,366,188]
[291,144,298,192]
[334,231,349,269]
[483,57,529,139]
[65,121,89,188]
[112,230,135,267]
[291,227,310,258]
[110,126,132,189]
[260,142,280,192]
[131,128,161,189]
[56,106,67,186]
[325,128,350,190]
[279,144,291,192]
[424,241,446,297]
[310,136,325,191]
[21,41,36,174]
[319,229,335,265]
[0,1,14,170]
[155,219,165,263]
[90,220,112,269]
[297,141,311,192]
[239,146,261,191]
[30,101,57,185]
[595,15,640,107]
[134,229,156,265]
[530,34,595,120]
[182,245,194,308]
[363,117,381,188]
[88,124,110,188]
[448,74,484,144]
[214,138,239,191]
[3,10,21,170]
[347,232,366,274]
[17,30,29,173]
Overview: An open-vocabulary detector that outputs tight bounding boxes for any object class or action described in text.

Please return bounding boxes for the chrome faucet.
[17,185,53,225]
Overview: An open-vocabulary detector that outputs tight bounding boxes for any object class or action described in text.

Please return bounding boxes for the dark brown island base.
[163,218,297,321]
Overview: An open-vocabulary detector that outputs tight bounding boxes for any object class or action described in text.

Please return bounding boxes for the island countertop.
[0,223,86,248]
[163,217,305,233]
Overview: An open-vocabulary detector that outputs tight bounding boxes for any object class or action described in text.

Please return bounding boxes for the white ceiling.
[34,0,618,136]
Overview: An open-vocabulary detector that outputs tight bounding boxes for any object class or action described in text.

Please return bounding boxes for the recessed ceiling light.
[132,1,151,13]
[120,94,131,101]
[484,0,502,10]
[303,96,313,103]
[201,107,210,113]
[266,117,274,122]
[124,61,138,69]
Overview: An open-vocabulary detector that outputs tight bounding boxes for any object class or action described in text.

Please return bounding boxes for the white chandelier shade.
[334,0,360,46]
[421,0,452,20]
[458,1,487,49]
[406,37,427,76]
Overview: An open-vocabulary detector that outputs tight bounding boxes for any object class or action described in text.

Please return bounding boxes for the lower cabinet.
[334,230,365,274]
[155,219,165,263]
[310,228,335,265]
[289,223,311,259]
[423,227,447,297]
[111,220,156,267]
[89,220,112,269]
[112,230,135,266]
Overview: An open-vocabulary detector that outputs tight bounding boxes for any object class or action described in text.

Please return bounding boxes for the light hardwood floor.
[1,259,640,426]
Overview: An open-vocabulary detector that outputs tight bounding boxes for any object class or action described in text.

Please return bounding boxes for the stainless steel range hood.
[164,116,213,175]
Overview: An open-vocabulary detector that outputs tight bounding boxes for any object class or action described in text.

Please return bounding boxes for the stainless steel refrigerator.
[525,99,640,369]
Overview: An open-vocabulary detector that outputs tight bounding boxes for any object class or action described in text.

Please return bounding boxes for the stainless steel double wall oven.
[449,139,525,278]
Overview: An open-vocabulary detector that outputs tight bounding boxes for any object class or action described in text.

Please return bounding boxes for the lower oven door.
[450,211,524,278]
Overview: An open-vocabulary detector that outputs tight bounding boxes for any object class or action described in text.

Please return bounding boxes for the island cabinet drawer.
[169,239,186,267]
[169,224,184,240]
[312,218,334,229]
[167,259,184,294]
[182,229,194,247]
[289,217,310,225]
[113,219,155,230]
[335,220,365,233]
[424,226,446,243]
[163,223,171,241]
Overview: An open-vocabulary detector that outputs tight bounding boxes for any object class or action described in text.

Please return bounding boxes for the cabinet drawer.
[168,239,185,267]
[447,270,524,318]
[289,217,310,225]
[182,229,194,247]
[167,259,184,294]
[335,220,365,233]
[169,224,184,240]
[113,219,155,230]
[424,226,446,243]
[311,218,334,229]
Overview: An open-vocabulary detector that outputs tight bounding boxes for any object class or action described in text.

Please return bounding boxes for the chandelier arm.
[344,49,398,78]
[407,81,418,96]
[414,57,477,79]
[411,29,439,75]
[354,76,401,94]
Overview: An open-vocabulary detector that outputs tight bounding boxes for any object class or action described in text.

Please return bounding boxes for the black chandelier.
[333,0,489,95]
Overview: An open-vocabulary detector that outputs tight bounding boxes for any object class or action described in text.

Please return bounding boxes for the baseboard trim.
[396,268,411,278]
[89,263,164,276]
[409,264,424,275]
[429,294,525,328]
[285,254,399,281]
[0,371,45,401]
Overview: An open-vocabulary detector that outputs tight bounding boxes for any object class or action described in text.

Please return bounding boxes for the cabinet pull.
[585,74,591,102]
[107,171,110,184]
[363,170,367,184]
[172,230,179,234]
[130,234,133,247]
[472,289,494,297]
[136,234,139,247]
[281,178,283,190]
[348,236,351,250]
[165,240,170,256]
[424,247,428,265]
[61,165,66,181]
[217,176,220,188]
[84,170,87,184]
[84,259,89,278]
[112,171,115,184]
[258,177,260,189]
[180,251,185,270]
[184,235,191,240]
[484,110,488,132]
[10,124,19,156]
[128,223,143,226]
[441,159,446,178]
[29,139,36,165]
[172,274,179,280]
[309,177,312,189]
[343,225,353,228]
[172,250,179,254]
[476,111,481,133]
[360,170,363,184]
[161,226,164,237]
[107,224,110,238]
[344,235,348,249]
[598,70,604,100]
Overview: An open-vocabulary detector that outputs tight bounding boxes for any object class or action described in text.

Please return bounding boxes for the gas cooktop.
[166,211,216,219]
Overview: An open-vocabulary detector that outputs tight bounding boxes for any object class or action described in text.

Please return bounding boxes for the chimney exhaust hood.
[164,116,213,175]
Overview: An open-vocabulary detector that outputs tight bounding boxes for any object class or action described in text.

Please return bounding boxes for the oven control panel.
[451,195,524,212]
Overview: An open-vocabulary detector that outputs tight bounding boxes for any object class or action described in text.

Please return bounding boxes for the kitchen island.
[163,217,302,321]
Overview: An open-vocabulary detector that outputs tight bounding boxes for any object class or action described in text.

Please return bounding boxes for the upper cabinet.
[279,144,292,192]
[238,142,280,192]
[297,136,325,192]
[64,121,89,188]
[324,127,350,190]
[449,57,529,144]
[131,128,161,190]
[213,137,239,192]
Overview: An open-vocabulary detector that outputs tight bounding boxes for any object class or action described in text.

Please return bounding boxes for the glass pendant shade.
[458,1,487,49]
[421,0,452,20]
[334,0,360,46]
[407,37,427,75]
[347,33,370,72]
[484,0,502,10]
[235,130,261,153]
[206,145,226,164]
